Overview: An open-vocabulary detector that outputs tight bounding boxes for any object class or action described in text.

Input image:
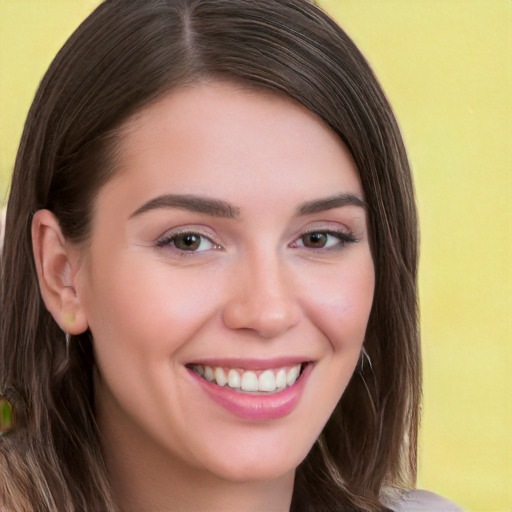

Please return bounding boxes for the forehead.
[98,81,362,216]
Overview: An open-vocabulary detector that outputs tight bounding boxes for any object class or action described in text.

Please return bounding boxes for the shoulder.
[389,489,465,512]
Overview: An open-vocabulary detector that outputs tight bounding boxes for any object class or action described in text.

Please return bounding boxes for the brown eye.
[173,233,201,251]
[301,232,328,248]
[294,230,356,250]
[161,233,216,252]
[156,231,218,253]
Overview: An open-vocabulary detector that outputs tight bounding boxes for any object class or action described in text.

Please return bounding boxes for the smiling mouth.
[187,363,308,395]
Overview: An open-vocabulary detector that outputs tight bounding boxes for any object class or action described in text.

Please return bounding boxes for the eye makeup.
[155,229,222,254]
[292,228,358,251]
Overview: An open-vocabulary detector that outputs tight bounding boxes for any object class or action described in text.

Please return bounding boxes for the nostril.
[221,297,301,338]
[221,259,302,337]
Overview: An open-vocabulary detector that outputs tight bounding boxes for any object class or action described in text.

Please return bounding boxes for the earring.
[62,311,77,362]
[358,347,377,415]
[0,395,15,436]
[65,332,71,360]
[359,346,373,373]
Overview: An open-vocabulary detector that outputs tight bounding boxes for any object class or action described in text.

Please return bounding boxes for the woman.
[0,1,463,511]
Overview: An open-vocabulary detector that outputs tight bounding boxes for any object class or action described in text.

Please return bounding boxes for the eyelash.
[292,229,358,251]
[155,228,357,255]
[155,230,221,253]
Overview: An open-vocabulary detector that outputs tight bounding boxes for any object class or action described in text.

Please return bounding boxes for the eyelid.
[153,223,358,254]
[155,227,223,252]
[290,226,358,249]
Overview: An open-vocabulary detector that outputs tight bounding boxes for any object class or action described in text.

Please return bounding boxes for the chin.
[197,438,312,484]
[210,459,297,484]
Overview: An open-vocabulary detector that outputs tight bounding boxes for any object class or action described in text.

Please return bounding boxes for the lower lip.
[187,364,311,421]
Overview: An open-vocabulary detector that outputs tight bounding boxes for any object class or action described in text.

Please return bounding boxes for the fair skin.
[32,82,375,512]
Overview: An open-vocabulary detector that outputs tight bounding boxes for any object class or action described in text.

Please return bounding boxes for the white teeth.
[228,369,241,388]
[204,366,214,382]
[286,364,301,386]
[241,371,259,392]
[258,369,276,392]
[275,369,287,389]
[214,367,227,387]
[193,363,305,393]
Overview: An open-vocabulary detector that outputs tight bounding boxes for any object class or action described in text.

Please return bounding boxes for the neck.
[112,459,294,512]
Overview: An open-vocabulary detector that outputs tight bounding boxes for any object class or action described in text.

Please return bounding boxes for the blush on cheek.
[306,282,374,352]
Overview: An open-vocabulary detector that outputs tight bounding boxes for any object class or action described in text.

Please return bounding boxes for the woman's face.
[76,82,374,483]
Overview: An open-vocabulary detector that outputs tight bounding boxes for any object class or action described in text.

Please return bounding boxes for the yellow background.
[0,1,510,511]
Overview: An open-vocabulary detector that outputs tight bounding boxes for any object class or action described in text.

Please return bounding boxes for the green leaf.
[0,396,14,434]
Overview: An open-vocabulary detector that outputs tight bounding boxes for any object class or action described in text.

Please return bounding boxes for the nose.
[221,251,302,338]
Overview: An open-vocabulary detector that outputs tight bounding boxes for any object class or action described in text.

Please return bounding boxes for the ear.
[31,209,88,335]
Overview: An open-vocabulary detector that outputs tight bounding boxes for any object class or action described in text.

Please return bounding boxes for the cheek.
[298,253,375,350]
[79,254,225,393]
[294,253,374,443]
[81,255,225,430]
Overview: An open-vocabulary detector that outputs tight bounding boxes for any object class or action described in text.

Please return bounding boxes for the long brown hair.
[0,1,420,510]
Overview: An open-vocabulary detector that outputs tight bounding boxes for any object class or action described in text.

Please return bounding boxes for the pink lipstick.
[187,360,311,421]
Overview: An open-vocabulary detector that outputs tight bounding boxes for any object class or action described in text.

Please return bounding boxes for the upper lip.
[186,356,312,370]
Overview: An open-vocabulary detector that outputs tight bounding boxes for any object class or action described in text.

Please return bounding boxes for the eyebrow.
[129,192,365,220]
[129,194,240,219]
[296,194,366,215]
